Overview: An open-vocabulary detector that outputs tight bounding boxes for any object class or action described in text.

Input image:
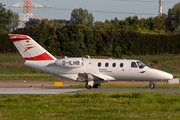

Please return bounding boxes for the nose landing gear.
[149,82,155,89]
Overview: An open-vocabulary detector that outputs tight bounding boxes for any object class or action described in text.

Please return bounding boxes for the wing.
[76,73,115,84]
[46,62,115,83]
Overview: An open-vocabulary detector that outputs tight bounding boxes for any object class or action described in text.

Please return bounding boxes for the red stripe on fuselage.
[24,52,54,61]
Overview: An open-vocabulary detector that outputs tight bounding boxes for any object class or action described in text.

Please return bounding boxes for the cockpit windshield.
[137,61,146,69]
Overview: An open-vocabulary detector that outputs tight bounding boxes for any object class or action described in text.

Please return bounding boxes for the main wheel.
[93,84,100,88]
[85,83,92,89]
[149,82,155,89]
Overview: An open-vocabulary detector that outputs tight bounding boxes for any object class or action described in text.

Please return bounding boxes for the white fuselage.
[24,58,173,82]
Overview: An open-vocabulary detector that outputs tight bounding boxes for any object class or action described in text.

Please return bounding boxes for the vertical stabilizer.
[9,34,57,61]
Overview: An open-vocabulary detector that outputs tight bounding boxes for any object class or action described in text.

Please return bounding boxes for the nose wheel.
[149,82,155,89]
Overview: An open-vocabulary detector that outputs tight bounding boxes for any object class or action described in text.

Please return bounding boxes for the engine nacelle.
[55,58,84,68]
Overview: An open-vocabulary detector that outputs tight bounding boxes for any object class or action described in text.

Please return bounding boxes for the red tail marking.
[24,47,34,52]
[11,37,31,42]
[24,52,54,61]
[8,34,31,42]
[9,34,28,38]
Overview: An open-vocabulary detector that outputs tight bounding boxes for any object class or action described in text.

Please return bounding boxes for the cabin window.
[131,62,137,68]
[105,63,109,67]
[112,63,116,67]
[120,63,123,67]
[98,62,101,67]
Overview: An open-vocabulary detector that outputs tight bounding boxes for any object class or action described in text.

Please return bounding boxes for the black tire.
[93,84,100,88]
[85,83,91,89]
[86,85,91,89]
[149,83,155,89]
[85,83,88,88]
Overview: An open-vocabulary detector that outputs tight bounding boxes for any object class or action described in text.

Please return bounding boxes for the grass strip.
[0,92,180,119]
[62,82,180,89]
[0,73,54,78]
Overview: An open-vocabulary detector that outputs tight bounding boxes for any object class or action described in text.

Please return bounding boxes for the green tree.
[166,3,180,32]
[111,17,119,23]
[10,12,19,32]
[53,19,69,25]
[70,8,94,28]
[93,21,103,29]
[25,18,41,27]
[38,19,67,29]
[0,3,19,32]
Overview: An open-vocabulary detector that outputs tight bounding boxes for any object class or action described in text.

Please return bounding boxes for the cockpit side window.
[131,62,137,68]
[137,61,146,69]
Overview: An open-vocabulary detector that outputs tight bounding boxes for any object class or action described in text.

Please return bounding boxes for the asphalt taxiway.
[0,88,179,95]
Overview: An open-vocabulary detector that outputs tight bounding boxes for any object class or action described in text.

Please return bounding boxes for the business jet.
[8,34,173,89]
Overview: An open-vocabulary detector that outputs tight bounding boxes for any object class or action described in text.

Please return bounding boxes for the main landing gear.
[85,82,156,89]
[85,83,91,89]
[85,83,100,89]
[149,82,155,89]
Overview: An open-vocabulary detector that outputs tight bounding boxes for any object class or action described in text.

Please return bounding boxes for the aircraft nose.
[149,68,173,80]
[163,73,173,80]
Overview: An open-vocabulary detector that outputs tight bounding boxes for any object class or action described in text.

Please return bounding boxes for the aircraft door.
[127,62,141,80]
[114,62,126,79]
[129,62,140,71]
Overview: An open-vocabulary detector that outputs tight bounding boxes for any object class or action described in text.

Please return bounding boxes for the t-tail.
[8,34,57,61]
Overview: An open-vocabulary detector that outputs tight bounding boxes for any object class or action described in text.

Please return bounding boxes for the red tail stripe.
[8,34,28,38]
[24,52,54,61]
[24,47,34,52]
[8,34,31,42]
[10,38,31,42]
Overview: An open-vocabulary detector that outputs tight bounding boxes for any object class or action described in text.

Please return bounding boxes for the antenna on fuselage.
[86,55,90,59]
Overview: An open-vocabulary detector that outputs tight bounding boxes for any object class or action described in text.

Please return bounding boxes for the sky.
[1,0,180,22]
